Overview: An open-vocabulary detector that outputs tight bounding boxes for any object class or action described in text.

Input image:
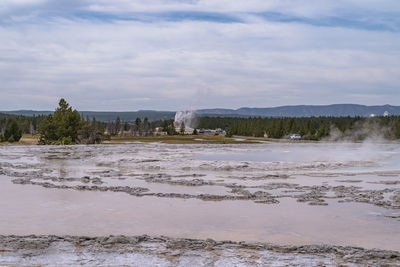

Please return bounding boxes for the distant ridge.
[0,110,175,122]
[2,104,399,121]
[195,104,400,117]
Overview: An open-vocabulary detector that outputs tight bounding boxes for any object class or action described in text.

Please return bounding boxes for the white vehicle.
[290,134,301,140]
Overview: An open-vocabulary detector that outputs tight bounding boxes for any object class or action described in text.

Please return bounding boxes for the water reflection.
[0,142,399,251]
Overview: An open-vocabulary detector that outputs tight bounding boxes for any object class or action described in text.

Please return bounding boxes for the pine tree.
[135,118,142,136]
[143,117,149,136]
[395,117,400,139]
[180,121,185,135]
[4,119,22,142]
[38,98,83,144]
[115,116,121,136]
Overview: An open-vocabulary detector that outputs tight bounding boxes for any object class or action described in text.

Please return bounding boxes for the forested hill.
[0,110,176,122]
[196,104,400,117]
[2,110,53,116]
[2,104,400,121]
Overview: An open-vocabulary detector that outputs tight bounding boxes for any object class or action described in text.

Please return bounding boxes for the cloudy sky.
[0,0,399,111]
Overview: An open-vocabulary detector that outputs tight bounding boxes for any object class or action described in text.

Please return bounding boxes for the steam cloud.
[323,118,393,143]
[174,111,197,128]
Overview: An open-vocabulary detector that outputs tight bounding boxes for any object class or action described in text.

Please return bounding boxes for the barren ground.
[0,141,399,266]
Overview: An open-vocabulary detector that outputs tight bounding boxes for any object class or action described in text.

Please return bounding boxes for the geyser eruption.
[174,111,196,128]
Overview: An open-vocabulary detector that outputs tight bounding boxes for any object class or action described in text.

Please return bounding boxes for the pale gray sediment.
[1,143,400,265]
[0,235,399,266]
[369,180,400,185]
[10,178,280,203]
[11,177,400,209]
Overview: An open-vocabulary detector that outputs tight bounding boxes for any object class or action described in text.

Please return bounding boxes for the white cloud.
[2,0,400,17]
[84,0,400,15]
[0,1,399,110]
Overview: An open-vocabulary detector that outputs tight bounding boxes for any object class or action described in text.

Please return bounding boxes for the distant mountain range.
[195,104,400,117]
[0,110,176,122]
[2,104,399,121]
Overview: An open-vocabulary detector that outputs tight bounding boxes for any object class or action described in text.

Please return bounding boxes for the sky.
[0,0,399,111]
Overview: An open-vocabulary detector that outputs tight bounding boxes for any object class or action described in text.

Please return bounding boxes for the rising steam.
[323,118,392,142]
[174,111,197,128]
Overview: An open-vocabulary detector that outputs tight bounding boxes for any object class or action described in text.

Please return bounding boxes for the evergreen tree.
[4,119,22,142]
[123,122,130,132]
[39,98,83,144]
[91,117,97,130]
[143,117,150,136]
[115,116,121,136]
[180,121,185,135]
[254,117,264,137]
[134,118,142,136]
[395,117,400,139]
[162,120,169,132]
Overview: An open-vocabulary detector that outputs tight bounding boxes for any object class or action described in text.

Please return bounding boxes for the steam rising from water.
[174,111,196,128]
[324,118,393,142]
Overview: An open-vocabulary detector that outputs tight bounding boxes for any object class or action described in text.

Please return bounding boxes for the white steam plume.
[174,111,197,128]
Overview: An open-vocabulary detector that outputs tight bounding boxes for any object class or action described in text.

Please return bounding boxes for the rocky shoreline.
[1,235,399,266]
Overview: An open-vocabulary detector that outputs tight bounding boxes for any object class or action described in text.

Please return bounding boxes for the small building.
[154,127,168,136]
[290,134,301,140]
[175,127,195,135]
[197,128,225,136]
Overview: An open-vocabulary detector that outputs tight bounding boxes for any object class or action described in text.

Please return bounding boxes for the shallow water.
[0,142,399,251]
[1,178,399,250]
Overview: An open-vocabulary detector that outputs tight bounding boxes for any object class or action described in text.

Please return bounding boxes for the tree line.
[0,113,45,140]
[3,99,400,144]
[0,113,47,143]
[197,116,400,141]
[105,116,156,137]
[0,99,165,144]
[0,118,22,143]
